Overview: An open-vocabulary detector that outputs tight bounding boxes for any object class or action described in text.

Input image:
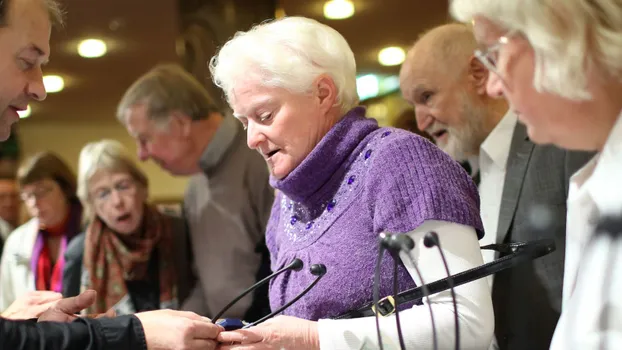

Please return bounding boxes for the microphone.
[211,258,303,322]
[424,231,459,350]
[243,263,327,328]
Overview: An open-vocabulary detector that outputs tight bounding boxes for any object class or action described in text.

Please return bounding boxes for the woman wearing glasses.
[451,0,622,348]
[62,139,193,315]
[0,152,83,311]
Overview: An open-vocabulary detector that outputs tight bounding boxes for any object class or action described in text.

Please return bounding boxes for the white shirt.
[479,111,517,287]
[318,220,494,349]
[550,111,622,349]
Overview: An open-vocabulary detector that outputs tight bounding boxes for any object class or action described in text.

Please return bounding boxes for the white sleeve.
[317,220,494,350]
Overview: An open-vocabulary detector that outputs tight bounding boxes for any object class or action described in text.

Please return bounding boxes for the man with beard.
[399,23,593,350]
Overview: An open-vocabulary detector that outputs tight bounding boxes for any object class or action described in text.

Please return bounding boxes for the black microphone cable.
[373,237,386,350]
[211,258,303,322]
[379,232,438,350]
[243,263,327,328]
[424,231,459,350]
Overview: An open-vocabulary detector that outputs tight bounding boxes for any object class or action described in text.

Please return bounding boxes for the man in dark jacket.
[0,0,222,349]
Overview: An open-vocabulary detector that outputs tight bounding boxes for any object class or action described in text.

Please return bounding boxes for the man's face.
[400,60,488,161]
[123,104,198,176]
[0,0,50,141]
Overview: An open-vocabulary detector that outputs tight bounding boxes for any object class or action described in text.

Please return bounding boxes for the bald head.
[400,23,478,90]
[399,23,507,161]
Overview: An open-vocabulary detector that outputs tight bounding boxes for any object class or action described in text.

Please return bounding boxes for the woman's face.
[230,76,338,179]
[20,178,69,228]
[473,16,602,150]
[89,170,146,235]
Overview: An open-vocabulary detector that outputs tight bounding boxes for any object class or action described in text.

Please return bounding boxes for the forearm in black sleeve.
[0,315,146,350]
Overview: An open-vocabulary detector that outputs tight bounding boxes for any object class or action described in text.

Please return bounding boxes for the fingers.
[26,291,63,304]
[190,320,222,340]
[187,339,219,350]
[217,330,262,344]
[54,290,97,314]
[26,300,60,317]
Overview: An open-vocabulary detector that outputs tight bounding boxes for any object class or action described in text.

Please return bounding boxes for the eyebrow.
[23,44,49,65]
[233,97,274,119]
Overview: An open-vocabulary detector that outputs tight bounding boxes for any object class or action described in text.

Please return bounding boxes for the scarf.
[81,205,178,314]
[32,202,82,292]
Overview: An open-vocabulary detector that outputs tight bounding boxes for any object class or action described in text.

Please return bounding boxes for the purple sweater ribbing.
[266,107,483,320]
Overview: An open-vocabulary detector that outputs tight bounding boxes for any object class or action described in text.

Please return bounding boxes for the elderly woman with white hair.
[210,16,493,349]
[451,0,622,348]
[62,140,194,315]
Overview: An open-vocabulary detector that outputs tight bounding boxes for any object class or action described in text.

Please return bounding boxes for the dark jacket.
[492,123,595,350]
[62,215,194,312]
[0,315,145,350]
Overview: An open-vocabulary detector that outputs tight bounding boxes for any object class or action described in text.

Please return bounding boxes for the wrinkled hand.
[136,309,223,350]
[1,291,63,320]
[217,316,319,350]
[38,290,115,323]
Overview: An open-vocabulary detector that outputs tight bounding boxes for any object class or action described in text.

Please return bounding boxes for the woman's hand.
[1,290,62,320]
[217,316,320,350]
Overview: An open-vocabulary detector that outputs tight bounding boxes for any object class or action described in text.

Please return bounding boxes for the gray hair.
[116,63,221,126]
[209,16,359,114]
[0,0,64,27]
[77,139,148,223]
[450,0,622,101]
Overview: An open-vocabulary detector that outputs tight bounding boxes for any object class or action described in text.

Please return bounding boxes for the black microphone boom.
[211,258,303,322]
[424,231,459,350]
[243,264,327,328]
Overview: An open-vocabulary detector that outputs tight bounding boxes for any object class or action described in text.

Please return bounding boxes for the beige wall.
[17,120,189,201]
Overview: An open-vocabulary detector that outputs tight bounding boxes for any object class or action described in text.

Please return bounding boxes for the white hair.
[450,0,622,101]
[209,16,359,113]
[77,139,148,222]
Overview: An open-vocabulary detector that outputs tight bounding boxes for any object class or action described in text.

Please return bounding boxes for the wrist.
[306,321,320,350]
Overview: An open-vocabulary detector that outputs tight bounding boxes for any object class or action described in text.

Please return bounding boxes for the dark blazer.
[0,315,145,350]
[62,214,194,311]
[492,123,594,350]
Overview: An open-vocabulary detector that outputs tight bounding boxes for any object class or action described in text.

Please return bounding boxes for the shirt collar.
[578,110,622,216]
[198,115,240,173]
[480,110,518,169]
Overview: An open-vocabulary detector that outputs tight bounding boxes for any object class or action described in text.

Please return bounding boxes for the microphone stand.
[243,264,327,328]
[424,231,459,350]
[211,258,303,322]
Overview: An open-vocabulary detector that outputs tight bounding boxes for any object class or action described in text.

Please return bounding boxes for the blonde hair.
[116,63,221,125]
[209,16,359,114]
[77,139,148,222]
[450,0,622,100]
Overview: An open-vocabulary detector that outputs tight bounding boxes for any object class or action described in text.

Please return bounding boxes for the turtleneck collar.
[270,107,378,204]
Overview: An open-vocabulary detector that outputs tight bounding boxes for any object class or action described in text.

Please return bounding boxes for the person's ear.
[169,112,193,137]
[315,75,338,114]
[468,55,489,96]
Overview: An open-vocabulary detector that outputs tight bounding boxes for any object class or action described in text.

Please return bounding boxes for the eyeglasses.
[20,186,53,202]
[92,180,137,206]
[474,30,519,82]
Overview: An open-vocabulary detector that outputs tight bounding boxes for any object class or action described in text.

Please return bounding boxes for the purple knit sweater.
[266,107,483,321]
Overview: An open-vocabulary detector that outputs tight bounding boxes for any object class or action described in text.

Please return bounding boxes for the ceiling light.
[18,105,31,119]
[43,75,65,93]
[323,0,355,20]
[78,39,107,58]
[378,46,406,66]
[356,74,379,100]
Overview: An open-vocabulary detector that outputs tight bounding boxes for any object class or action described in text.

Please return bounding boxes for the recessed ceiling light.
[78,39,107,58]
[18,105,31,119]
[356,74,379,100]
[43,75,65,93]
[378,46,406,66]
[323,0,355,20]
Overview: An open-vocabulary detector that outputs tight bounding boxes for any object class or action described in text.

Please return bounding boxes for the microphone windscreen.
[310,264,327,276]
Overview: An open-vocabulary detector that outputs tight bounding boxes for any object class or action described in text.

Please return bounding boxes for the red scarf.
[82,205,178,313]
[35,218,69,292]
